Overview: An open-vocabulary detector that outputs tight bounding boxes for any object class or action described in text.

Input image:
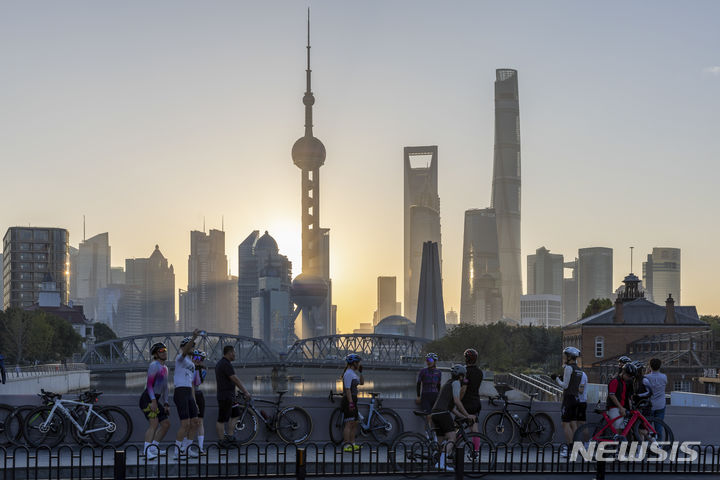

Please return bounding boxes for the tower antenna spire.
[83,215,86,241]
[630,246,634,273]
[303,8,314,137]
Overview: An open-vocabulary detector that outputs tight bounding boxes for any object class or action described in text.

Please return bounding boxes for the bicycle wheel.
[456,432,496,478]
[23,405,66,448]
[232,407,258,445]
[276,406,312,444]
[0,404,14,446]
[6,406,34,446]
[527,412,555,445]
[573,422,611,442]
[370,408,404,444]
[632,417,673,445]
[391,432,431,477]
[482,411,516,445]
[328,407,344,445]
[90,406,133,447]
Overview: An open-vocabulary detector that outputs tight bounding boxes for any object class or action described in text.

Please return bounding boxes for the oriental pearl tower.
[291,12,335,339]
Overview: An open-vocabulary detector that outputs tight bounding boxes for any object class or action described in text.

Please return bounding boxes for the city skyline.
[2,2,719,332]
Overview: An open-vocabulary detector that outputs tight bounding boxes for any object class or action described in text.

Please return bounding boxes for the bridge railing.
[3,362,88,379]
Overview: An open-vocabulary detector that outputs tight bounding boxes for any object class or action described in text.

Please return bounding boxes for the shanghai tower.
[491,69,522,321]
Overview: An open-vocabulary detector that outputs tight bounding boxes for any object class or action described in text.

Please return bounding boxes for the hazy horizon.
[2,1,719,332]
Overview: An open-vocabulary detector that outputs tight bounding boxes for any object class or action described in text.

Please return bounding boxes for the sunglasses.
[157,348,167,353]
[193,355,203,361]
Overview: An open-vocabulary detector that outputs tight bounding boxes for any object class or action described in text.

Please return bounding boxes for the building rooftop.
[566,297,705,327]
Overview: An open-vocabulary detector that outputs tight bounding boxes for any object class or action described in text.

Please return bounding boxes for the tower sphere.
[291,273,328,307]
[292,135,326,170]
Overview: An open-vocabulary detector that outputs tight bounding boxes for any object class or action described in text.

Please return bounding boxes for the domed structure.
[255,231,279,254]
[291,273,328,308]
[292,135,326,170]
[374,315,415,336]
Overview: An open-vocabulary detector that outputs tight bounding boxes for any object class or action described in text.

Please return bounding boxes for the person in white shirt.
[577,371,588,429]
[172,329,201,458]
[341,354,364,452]
[645,357,668,438]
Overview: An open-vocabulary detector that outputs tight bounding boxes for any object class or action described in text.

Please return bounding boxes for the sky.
[1,1,719,332]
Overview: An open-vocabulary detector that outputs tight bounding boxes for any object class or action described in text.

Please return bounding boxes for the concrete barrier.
[1,370,90,395]
[3,393,719,446]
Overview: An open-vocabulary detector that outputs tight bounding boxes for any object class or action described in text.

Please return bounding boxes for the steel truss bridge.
[81,332,431,371]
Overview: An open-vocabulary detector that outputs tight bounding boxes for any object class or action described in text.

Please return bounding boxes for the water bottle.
[512,413,520,423]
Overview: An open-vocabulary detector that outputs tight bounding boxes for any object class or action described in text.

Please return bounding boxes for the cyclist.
[215,345,252,448]
[551,346,583,457]
[192,350,208,453]
[139,342,171,460]
[430,364,475,472]
[461,348,484,450]
[173,329,201,458]
[607,362,636,433]
[342,353,364,452]
[416,353,442,421]
[646,358,668,438]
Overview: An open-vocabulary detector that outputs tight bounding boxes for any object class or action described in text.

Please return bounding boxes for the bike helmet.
[346,353,362,364]
[180,336,194,348]
[464,348,478,364]
[630,360,645,372]
[426,352,439,362]
[450,364,467,378]
[150,342,167,356]
[618,355,632,365]
[192,349,207,360]
[622,363,638,376]
[563,346,581,358]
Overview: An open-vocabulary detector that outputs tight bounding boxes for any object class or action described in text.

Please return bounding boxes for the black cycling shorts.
[420,392,439,414]
[173,386,199,420]
[430,412,455,435]
[561,395,580,422]
[195,390,205,418]
[462,398,482,415]
[139,390,169,422]
[217,397,234,423]
[576,402,587,422]
[341,395,359,423]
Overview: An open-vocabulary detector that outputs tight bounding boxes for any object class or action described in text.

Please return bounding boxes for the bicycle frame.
[42,399,111,435]
[593,410,658,440]
[493,395,537,431]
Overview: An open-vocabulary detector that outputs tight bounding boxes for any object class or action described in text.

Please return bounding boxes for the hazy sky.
[2,1,719,332]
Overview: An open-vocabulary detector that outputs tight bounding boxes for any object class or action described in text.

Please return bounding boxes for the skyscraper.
[563,259,579,325]
[404,146,442,322]
[460,208,502,325]
[290,14,334,338]
[74,232,111,320]
[415,241,446,340]
[184,229,236,334]
[375,276,399,325]
[643,247,681,304]
[527,247,563,296]
[577,247,613,316]
[3,227,69,309]
[125,245,175,334]
[491,69,522,322]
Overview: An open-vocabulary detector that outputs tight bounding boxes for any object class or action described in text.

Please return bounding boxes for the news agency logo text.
[570,441,701,462]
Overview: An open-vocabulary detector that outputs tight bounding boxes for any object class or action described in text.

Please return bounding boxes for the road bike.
[482,391,555,445]
[23,389,132,447]
[573,403,673,446]
[232,390,312,445]
[328,391,403,444]
[391,413,496,478]
[0,403,13,446]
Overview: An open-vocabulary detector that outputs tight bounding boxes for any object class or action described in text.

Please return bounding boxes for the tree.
[581,298,613,319]
[92,322,117,344]
[0,308,53,364]
[46,315,83,361]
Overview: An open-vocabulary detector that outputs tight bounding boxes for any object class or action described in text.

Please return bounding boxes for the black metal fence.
[1,443,720,479]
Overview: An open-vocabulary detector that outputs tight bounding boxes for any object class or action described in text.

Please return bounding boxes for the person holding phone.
[139,342,170,460]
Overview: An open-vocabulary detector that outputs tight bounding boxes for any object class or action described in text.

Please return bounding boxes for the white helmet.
[563,346,581,358]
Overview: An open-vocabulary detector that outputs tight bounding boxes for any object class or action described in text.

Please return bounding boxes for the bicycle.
[328,391,404,445]
[0,403,13,446]
[482,392,555,445]
[232,390,312,445]
[391,414,496,478]
[573,403,673,447]
[23,389,132,448]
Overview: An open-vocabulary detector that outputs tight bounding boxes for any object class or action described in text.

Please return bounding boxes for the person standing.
[416,353,442,419]
[215,345,252,448]
[576,370,588,430]
[173,329,201,458]
[192,350,208,453]
[645,358,668,437]
[552,347,583,458]
[139,342,171,460]
[0,353,6,385]
[607,363,635,433]
[342,354,364,452]
[462,348,484,450]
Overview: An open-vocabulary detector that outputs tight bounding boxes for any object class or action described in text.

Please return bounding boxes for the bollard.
[296,447,306,480]
[595,459,606,480]
[454,446,464,480]
[114,450,126,480]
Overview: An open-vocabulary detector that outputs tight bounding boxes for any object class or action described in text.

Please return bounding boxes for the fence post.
[454,445,464,480]
[296,447,306,480]
[595,459,606,480]
[114,450,126,480]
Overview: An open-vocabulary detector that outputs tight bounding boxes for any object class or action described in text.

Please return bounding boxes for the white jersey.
[578,371,588,403]
[174,353,195,388]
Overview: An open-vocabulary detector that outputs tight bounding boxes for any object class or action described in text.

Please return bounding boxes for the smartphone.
[199,330,207,336]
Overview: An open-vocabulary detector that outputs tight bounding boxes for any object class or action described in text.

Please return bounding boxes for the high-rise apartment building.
[125,245,175,334]
[3,227,69,309]
[460,208,503,325]
[643,248,681,304]
[73,232,111,320]
[491,69,523,322]
[563,259,579,325]
[404,146,442,322]
[577,247,613,316]
[520,294,562,328]
[183,229,236,334]
[527,247,563,296]
[375,276,399,325]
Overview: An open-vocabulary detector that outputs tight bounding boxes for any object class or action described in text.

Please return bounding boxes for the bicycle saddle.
[528,393,539,398]
[276,390,288,397]
[594,407,605,414]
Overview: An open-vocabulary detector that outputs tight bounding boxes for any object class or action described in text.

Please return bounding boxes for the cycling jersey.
[607,376,632,410]
[578,371,588,403]
[174,353,195,388]
[193,365,207,389]
[417,367,442,395]
[432,378,461,413]
[556,364,583,396]
[145,360,169,405]
[463,365,483,402]
[343,368,360,397]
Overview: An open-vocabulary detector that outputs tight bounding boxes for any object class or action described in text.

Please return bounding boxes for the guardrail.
[1,443,719,479]
[495,373,560,401]
[3,362,88,379]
